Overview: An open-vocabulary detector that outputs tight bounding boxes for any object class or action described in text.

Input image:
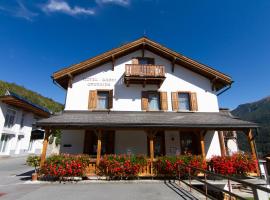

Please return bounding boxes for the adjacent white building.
[0,91,50,156]
[37,37,258,165]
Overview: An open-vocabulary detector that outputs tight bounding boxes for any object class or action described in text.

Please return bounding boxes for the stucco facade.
[59,49,230,158]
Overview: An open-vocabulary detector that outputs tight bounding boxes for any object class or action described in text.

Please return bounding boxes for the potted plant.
[26,155,41,181]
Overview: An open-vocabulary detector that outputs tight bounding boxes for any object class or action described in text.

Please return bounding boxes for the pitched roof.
[53,37,232,90]
[36,110,257,129]
[0,90,51,118]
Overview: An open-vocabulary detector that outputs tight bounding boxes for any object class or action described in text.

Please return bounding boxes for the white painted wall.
[60,130,85,154]
[204,131,221,159]
[65,50,219,112]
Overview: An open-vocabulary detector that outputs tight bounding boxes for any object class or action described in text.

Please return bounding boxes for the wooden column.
[96,130,102,166]
[40,128,50,167]
[149,135,154,161]
[199,131,206,160]
[218,131,226,157]
[246,129,260,176]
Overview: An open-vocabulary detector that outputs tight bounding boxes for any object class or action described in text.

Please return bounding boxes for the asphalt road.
[0,157,200,200]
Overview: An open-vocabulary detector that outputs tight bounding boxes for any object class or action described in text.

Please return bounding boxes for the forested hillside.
[0,80,63,113]
[232,96,270,157]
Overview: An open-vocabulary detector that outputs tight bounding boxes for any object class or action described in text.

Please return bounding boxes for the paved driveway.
[0,157,200,200]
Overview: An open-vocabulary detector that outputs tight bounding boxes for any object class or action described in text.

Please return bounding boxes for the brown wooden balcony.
[124,64,166,87]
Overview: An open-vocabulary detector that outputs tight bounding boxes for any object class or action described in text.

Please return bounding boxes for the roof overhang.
[36,111,257,130]
[52,37,232,91]
[0,93,50,118]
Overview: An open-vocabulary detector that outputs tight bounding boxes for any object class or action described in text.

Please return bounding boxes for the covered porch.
[36,110,259,176]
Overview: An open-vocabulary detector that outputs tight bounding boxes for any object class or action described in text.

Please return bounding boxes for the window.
[180,132,200,155]
[0,134,11,153]
[137,57,155,65]
[148,92,160,111]
[20,113,25,129]
[97,91,109,109]
[178,93,191,111]
[4,109,16,128]
[88,90,113,110]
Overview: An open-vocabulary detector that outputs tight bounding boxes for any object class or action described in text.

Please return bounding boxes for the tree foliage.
[232,96,270,157]
[0,80,63,113]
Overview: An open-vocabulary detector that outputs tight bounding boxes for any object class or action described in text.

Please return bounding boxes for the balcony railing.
[125,64,165,77]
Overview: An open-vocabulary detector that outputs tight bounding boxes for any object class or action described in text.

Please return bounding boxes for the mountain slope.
[232,96,270,157]
[0,80,63,113]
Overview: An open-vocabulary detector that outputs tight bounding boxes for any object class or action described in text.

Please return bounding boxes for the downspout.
[217,81,234,96]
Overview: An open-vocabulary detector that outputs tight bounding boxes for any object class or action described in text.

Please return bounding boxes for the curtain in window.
[97,92,108,109]
[148,93,160,110]
[178,93,190,111]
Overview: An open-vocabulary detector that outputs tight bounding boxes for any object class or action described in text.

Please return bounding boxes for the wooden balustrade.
[125,64,165,77]
[85,158,156,177]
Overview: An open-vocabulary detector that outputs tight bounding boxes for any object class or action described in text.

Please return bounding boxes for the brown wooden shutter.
[171,92,179,111]
[141,91,149,111]
[190,92,198,111]
[88,90,97,110]
[160,92,168,111]
[132,58,139,64]
[108,90,113,109]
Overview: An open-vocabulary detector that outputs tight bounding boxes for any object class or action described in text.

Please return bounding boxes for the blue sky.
[0,0,269,109]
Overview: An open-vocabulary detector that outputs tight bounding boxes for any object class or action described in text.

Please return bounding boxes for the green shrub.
[26,155,41,173]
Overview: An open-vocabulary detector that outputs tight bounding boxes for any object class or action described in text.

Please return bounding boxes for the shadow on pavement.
[16,170,34,181]
[164,180,199,200]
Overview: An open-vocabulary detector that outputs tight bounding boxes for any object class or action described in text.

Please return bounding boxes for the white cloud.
[16,0,38,21]
[96,0,130,6]
[42,0,95,16]
[0,0,38,21]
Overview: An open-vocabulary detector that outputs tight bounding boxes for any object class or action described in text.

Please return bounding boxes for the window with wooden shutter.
[159,92,168,111]
[141,91,149,111]
[171,92,179,111]
[108,90,113,109]
[190,92,198,111]
[88,90,97,110]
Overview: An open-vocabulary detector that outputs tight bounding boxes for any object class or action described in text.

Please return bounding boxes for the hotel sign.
[84,77,117,87]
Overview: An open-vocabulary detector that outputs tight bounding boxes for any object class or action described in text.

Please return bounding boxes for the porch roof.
[36,110,258,130]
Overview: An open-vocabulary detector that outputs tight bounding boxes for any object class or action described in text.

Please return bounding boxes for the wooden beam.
[111,55,115,71]
[142,43,145,57]
[246,129,260,176]
[40,129,51,167]
[171,57,176,73]
[200,131,206,160]
[211,77,218,91]
[68,73,73,88]
[218,131,226,157]
[96,129,102,166]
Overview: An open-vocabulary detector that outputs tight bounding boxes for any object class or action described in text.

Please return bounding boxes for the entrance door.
[84,130,115,156]
[0,134,11,154]
[148,131,165,157]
